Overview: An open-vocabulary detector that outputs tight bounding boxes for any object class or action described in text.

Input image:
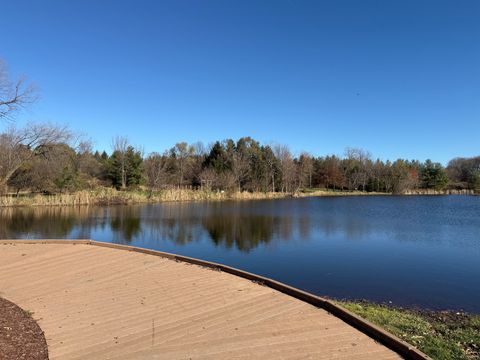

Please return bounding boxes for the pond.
[1,195,479,312]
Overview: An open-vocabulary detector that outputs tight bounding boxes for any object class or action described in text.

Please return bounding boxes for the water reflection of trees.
[110,208,141,243]
[4,198,463,253]
[0,207,79,238]
[0,203,312,252]
[139,204,203,246]
[203,215,276,252]
[140,203,297,252]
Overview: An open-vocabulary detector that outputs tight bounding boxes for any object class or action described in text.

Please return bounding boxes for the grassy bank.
[0,188,288,207]
[337,301,480,360]
[6,186,470,208]
[299,188,389,197]
[0,187,389,207]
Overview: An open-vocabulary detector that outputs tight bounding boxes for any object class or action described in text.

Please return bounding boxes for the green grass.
[23,309,34,316]
[338,301,480,360]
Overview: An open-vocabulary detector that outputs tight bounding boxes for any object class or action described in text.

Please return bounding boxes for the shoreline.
[0,187,475,208]
[336,299,479,360]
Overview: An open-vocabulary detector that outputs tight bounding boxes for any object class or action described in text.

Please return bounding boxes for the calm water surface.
[1,196,479,312]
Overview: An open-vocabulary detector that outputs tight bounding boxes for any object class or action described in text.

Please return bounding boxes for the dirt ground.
[0,297,48,360]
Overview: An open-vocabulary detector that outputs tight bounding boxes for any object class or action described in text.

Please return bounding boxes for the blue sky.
[1,0,479,163]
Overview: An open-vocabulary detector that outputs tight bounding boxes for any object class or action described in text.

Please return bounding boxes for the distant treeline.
[1,124,479,196]
[1,60,478,197]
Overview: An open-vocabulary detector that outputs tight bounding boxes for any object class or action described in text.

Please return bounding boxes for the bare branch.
[0,59,38,121]
[0,122,72,192]
[111,136,130,189]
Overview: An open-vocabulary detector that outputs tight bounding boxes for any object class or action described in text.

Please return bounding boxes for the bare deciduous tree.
[74,140,106,187]
[111,136,129,189]
[171,142,194,186]
[199,167,219,190]
[191,141,207,156]
[274,144,296,192]
[231,150,249,192]
[0,123,72,192]
[0,59,37,121]
[298,152,313,188]
[344,147,372,191]
[144,152,168,192]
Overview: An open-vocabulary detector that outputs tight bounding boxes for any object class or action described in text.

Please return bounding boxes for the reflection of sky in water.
[1,196,480,312]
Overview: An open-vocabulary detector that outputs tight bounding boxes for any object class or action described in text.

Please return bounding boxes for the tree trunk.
[121,165,126,189]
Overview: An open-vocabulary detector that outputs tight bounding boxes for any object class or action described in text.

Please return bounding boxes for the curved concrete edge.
[0,239,431,360]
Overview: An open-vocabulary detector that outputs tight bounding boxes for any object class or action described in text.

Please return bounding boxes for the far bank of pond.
[0,188,386,207]
[0,187,475,207]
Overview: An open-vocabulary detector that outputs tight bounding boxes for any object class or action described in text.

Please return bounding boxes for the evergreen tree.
[108,146,143,188]
[420,160,449,190]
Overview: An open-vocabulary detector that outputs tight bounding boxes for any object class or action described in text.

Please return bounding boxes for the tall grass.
[2,186,469,207]
[0,188,289,207]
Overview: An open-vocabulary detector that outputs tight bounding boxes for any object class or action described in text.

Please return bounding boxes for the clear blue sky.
[2,0,479,163]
